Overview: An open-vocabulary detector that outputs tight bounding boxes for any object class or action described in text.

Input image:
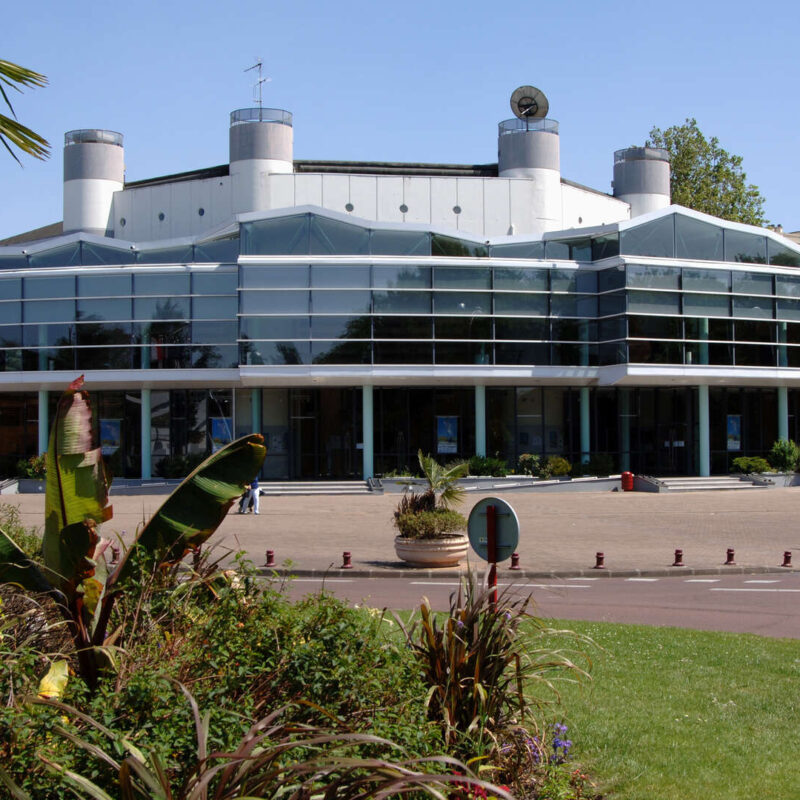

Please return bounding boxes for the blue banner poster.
[99,419,121,456]
[210,417,233,452]
[437,416,458,454]
[726,414,741,451]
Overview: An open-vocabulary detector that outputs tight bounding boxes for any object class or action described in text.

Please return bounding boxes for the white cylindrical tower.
[498,118,561,231]
[612,146,670,218]
[229,108,293,214]
[63,129,124,235]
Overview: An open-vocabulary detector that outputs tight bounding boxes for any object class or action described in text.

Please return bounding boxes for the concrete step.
[659,476,765,492]
[260,481,373,496]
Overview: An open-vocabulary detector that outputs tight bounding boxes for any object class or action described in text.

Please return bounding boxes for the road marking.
[711,588,800,593]
[744,579,780,584]
[410,581,460,586]
[626,578,659,582]
[292,578,354,583]
[568,577,600,581]
[517,584,591,590]
[685,579,720,583]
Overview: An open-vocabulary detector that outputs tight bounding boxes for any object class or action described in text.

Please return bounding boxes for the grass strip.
[536,619,800,800]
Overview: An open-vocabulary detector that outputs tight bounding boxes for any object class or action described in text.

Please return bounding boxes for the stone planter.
[16,478,46,494]
[394,534,469,567]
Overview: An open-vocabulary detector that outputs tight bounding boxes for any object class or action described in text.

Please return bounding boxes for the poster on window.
[210,417,233,452]
[726,415,741,451]
[437,416,458,454]
[99,419,121,456]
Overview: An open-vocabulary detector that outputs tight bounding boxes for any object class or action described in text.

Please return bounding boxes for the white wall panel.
[268,174,295,211]
[483,180,511,237]
[349,176,377,221]
[508,180,538,235]
[561,184,628,228]
[376,176,403,222]
[454,178,484,236]
[294,174,323,207]
[321,174,350,215]
[430,178,458,229]
[170,181,192,238]
[402,177,431,224]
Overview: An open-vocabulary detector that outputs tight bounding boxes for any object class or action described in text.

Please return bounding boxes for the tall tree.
[647,118,766,226]
[0,59,50,164]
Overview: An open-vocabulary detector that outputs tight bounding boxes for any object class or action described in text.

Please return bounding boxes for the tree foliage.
[646,117,766,226]
[0,59,50,164]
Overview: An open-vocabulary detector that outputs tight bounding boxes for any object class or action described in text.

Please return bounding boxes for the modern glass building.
[2,98,799,480]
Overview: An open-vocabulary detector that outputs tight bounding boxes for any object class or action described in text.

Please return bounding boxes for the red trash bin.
[621,471,634,491]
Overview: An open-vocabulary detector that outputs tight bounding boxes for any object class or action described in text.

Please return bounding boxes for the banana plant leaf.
[110,434,266,586]
[0,528,53,594]
[43,376,112,597]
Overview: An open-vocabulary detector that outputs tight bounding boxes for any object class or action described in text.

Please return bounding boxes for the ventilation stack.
[612,146,671,218]
[229,108,293,214]
[63,129,124,235]
[498,118,562,232]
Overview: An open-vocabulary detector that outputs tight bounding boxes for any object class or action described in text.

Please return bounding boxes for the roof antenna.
[244,58,271,119]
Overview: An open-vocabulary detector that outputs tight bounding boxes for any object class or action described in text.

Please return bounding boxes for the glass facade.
[2,209,800,479]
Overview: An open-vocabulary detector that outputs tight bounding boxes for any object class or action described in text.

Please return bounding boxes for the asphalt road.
[279,571,800,639]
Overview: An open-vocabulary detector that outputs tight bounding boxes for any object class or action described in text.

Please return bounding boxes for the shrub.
[517,453,540,476]
[155,451,210,479]
[394,509,468,539]
[468,455,509,477]
[15,453,46,479]
[542,455,572,478]
[0,503,41,558]
[731,456,771,474]
[768,439,800,472]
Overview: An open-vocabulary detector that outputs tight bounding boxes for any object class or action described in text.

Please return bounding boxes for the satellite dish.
[510,86,549,119]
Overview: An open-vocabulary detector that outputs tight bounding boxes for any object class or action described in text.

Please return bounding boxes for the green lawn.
[539,620,800,800]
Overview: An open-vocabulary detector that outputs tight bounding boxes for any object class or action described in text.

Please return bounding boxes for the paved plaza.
[6,486,800,577]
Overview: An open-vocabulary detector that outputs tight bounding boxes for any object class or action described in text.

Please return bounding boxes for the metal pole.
[487,504,497,608]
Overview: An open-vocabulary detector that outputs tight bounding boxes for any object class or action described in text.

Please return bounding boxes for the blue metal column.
[38,389,48,455]
[698,385,710,477]
[141,388,151,480]
[362,385,374,480]
[580,387,590,465]
[250,388,262,435]
[778,386,789,441]
[475,385,486,458]
[619,388,631,472]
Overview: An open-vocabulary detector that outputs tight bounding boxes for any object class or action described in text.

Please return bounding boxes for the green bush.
[731,456,771,474]
[0,503,41,558]
[467,455,509,477]
[15,452,46,479]
[768,439,800,472]
[154,451,209,479]
[542,455,572,478]
[394,509,467,539]
[517,453,540,476]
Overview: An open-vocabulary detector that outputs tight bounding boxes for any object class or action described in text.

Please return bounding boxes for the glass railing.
[614,146,668,163]
[498,118,559,135]
[230,108,293,127]
[64,129,123,147]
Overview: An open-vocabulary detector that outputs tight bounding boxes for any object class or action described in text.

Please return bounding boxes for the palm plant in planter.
[393,450,470,567]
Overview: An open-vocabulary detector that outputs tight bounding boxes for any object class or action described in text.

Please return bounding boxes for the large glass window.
[675,215,723,261]
[490,241,545,259]
[493,267,547,291]
[628,316,682,339]
[369,229,430,256]
[768,240,800,267]
[620,215,675,258]
[311,290,371,314]
[81,242,135,266]
[240,316,309,339]
[495,318,547,340]
[309,216,369,255]
[683,294,729,317]
[133,297,189,320]
[137,246,193,265]
[241,265,309,289]
[192,271,237,294]
[27,243,81,268]
[373,316,431,339]
[240,291,309,315]
[627,291,680,315]
[434,317,491,340]
[495,342,549,365]
[373,265,430,289]
[433,292,490,314]
[598,266,625,292]
[724,230,767,264]
[372,290,431,314]
[192,296,238,319]
[626,265,680,290]
[433,266,491,289]
[311,316,370,339]
[78,274,132,297]
[776,275,800,298]
[682,268,731,293]
[311,340,371,364]
[591,234,620,261]
[134,273,190,296]
[242,215,310,255]
[77,298,131,321]
[494,292,548,316]
[194,236,239,263]
[24,299,75,323]
[732,272,773,296]
[0,279,21,300]
[24,276,75,299]
[191,321,237,343]
[431,235,487,258]
[311,265,370,288]
[732,296,773,319]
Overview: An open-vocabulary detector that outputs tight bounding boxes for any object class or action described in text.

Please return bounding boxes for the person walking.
[249,476,260,515]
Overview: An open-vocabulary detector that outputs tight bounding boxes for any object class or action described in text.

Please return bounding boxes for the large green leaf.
[111,434,266,584]
[0,528,53,594]
[43,377,112,597]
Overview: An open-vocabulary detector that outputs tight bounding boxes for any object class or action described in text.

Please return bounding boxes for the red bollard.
[509,552,521,571]
[341,551,353,569]
[781,551,792,568]
[593,552,606,569]
[621,471,634,492]
[264,549,275,567]
[672,549,685,567]
[724,548,736,566]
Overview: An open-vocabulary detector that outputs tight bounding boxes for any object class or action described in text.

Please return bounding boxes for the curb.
[257,564,799,580]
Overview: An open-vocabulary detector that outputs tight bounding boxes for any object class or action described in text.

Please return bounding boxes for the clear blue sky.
[3,0,798,240]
